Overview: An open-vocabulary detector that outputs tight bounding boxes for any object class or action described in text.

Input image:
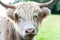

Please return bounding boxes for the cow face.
[6,2,51,39]
[0,0,54,39]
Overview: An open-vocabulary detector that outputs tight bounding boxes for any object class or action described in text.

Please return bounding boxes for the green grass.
[35,15,60,40]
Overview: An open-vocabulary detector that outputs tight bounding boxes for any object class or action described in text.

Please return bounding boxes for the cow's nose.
[25,28,35,35]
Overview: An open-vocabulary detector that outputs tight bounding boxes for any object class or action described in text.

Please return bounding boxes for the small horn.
[0,1,15,9]
[40,0,55,7]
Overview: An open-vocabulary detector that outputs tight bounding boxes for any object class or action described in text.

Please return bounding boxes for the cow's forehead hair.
[15,2,41,19]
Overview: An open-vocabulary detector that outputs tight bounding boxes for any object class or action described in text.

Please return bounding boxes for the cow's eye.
[19,16,21,18]
[33,15,38,21]
[33,15,37,18]
[18,16,25,21]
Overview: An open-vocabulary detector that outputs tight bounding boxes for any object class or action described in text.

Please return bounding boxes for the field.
[35,14,60,40]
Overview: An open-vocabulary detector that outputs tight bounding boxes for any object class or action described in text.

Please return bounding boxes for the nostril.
[26,30,29,33]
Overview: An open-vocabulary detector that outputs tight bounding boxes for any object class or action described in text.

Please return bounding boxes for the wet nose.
[25,28,35,35]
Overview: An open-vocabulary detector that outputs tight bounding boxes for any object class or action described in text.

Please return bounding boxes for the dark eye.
[33,15,37,18]
[33,15,38,21]
[18,16,24,20]
[19,16,21,18]
[33,15,38,20]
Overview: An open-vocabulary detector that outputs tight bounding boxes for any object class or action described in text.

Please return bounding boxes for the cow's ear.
[7,9,15,20]
[7,8,14,19]
[7,9,18,22]
[38,7,51,20]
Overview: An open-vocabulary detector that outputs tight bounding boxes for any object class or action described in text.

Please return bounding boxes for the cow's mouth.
[24,34,35,40]
[26,34,36,38]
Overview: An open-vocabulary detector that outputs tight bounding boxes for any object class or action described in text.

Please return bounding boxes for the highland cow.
[0,0,55,40]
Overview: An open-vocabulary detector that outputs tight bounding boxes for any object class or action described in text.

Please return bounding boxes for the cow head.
[0,0,54,40]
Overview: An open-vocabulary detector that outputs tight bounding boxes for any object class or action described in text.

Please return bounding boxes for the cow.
[0,0,55,40]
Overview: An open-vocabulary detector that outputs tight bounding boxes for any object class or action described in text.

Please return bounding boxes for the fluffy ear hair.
[7,8,15,20]
[39,7,51,20]
[6,8,18,22]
